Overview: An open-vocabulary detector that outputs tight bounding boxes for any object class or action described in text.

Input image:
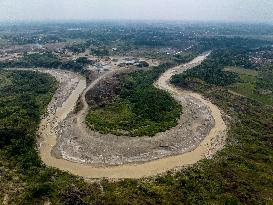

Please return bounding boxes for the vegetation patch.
[169,62,273,204]
[86,98,134,135]
[225,66,273,105]
[172,48,273,105]
[86,63,182,137]
[0,70,104,205]
[0,71,12,88]
[224,66,258,77]
[172,50,242,86]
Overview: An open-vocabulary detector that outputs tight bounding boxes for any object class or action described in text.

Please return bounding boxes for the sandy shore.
[37,54,227,179]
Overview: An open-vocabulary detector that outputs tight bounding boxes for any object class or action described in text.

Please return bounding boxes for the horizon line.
[0,19,272,26]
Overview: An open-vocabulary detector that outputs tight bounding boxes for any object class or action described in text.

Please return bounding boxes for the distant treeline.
[0,53,92,72]
[195,36,269,51]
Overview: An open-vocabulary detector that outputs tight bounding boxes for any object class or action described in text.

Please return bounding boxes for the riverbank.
[38,54,227,179]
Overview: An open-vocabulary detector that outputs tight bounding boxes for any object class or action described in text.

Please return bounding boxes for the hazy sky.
[0,0,273,23]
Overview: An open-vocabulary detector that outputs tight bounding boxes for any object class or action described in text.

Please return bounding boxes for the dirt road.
[38,54,227,179]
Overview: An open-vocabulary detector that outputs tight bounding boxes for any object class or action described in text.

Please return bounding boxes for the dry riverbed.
[37,54,227,179]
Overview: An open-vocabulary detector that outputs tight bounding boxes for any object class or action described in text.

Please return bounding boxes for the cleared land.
[225,66,273,105]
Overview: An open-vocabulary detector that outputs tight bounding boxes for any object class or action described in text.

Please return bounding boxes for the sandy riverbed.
[37,54,227,179]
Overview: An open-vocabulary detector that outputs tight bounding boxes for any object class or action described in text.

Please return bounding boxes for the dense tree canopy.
[86,62,182,136]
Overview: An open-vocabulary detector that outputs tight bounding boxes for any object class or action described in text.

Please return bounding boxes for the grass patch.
[224,66,258,77]
[0,71,12,88]
[225,66,273,105]
[229,83,273,105]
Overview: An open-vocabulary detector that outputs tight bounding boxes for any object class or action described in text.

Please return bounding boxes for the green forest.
[171,48,273,105]
[171,49,252,86]
[86,63,182,136]
[0,70,100,204]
